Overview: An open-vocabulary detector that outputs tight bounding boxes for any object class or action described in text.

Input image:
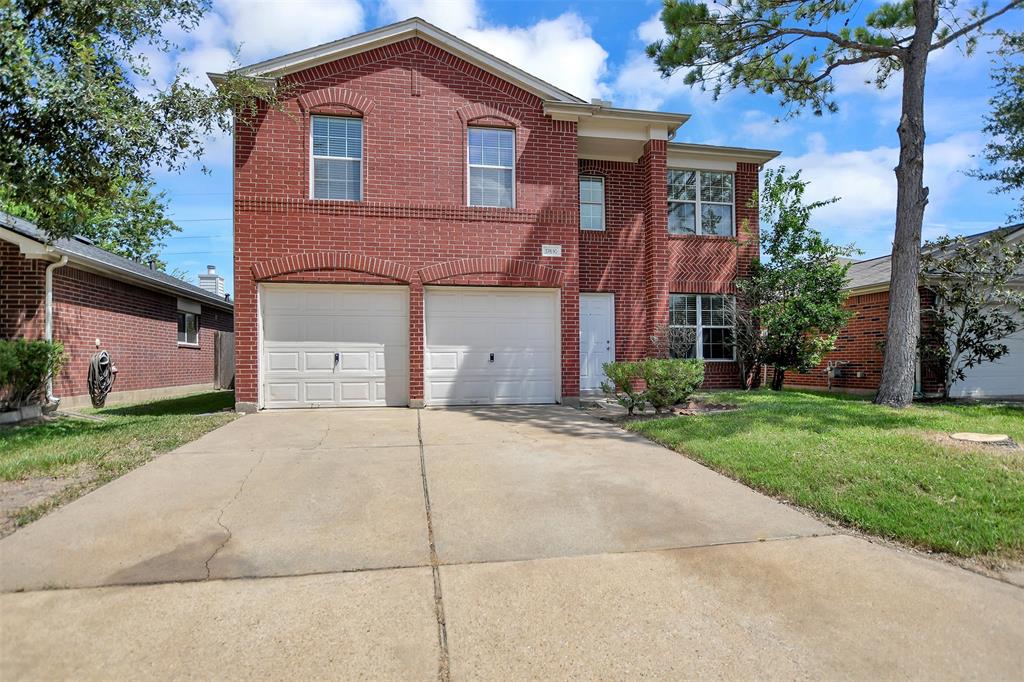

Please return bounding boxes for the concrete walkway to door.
[1,407,1022,679]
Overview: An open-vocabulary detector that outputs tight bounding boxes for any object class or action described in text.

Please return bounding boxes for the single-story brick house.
[785,225,1024,399]
[1,211,234,407]
[214,17,779,411]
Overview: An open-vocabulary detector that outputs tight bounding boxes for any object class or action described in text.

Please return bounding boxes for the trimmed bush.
[601,361,647,415]
[641,358,706,413]
[0,339,68,410]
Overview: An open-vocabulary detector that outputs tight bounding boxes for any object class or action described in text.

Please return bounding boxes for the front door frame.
[579,292,615,394]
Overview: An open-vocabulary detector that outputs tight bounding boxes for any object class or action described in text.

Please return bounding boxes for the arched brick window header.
[252,252,412,283]
[417,258,563,286]
[455,102,521,128]
[297,87,376,116]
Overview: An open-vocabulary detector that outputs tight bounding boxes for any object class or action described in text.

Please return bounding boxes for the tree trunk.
[875,0,938,408]
[770,367,785,391]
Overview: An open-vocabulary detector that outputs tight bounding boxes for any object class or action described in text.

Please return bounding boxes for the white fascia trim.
[0,226,53,258]
[545,101,689,129]
[668,142,781,166]
[215,18,583,104]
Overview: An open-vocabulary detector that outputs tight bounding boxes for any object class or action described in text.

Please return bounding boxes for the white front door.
[580,293,614,392]
[259,284,409,408]
[424,287,559,405]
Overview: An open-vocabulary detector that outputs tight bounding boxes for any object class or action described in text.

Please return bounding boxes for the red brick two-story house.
[214,18,778,411]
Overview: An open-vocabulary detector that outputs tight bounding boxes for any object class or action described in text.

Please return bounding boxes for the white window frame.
[669,294,736,362]
[579,175,605,231]
[177,311,200,347]
[467,126,516,208]
[309,114,364,202]
[667,169,736,237]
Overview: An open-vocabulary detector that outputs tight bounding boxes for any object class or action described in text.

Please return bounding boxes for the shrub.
[601,361,647,415]
[0,339,68,410]
[640,358,705,412]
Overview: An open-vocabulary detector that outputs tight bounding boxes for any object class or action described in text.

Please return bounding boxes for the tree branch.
[930,0,1023,51]
[749,21,903,57]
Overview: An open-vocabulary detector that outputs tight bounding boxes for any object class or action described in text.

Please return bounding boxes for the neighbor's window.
[177,312,199,346]
[468,127,514,208]
[311,115,363,201]
[580,176,605,231]
[667,170,734,236]
[669,294,735,360]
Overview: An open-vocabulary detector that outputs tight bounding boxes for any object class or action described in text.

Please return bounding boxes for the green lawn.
[628,390,1024,560]
[0,391,237,481]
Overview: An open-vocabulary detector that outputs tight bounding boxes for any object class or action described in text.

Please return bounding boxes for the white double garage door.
[260,284,558,408]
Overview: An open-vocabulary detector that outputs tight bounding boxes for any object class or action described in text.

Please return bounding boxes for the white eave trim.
[544,101,689,130]
[212,17,584,104]
[668,142,781,166]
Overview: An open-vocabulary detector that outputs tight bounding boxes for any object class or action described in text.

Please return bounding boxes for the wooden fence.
[214,331,235,390]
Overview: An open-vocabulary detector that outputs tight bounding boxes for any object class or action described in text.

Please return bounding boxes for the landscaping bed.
[0,390,237,535]
[626,389,1024,564]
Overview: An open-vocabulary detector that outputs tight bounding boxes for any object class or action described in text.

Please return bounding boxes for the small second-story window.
[468,127,514,208]
[580,176,605,231]
[311,115,362,201]
[667,170,735,236]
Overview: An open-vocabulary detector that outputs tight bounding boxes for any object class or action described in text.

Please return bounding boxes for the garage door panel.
[424,287,559,406]
[261,285,409,408]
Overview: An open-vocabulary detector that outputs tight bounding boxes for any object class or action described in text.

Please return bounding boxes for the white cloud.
[380,0,610,100]
[774,132,983,248]
[216,0,364,64]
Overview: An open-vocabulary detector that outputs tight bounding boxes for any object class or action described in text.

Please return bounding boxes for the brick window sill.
[667,233,736,241]
[177,343,201,349]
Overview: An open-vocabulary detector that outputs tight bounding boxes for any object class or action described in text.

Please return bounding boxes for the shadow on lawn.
[101,390,235,417]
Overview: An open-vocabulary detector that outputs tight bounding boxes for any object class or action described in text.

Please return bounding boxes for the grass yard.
[629,390,1024,561]
[0,391,237,529]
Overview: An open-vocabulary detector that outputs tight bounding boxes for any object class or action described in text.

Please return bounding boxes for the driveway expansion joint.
[203,452,265,580]
[417,410,451,682]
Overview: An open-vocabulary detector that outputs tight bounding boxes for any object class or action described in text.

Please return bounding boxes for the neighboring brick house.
[214,18,778,411]
[1,212,234,407]
[785,225,1024,399]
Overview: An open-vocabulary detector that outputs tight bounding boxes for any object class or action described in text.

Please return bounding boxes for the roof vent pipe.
[45,255,69,406]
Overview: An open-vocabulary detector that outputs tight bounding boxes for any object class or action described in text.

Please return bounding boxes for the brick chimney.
[198,264,224,298]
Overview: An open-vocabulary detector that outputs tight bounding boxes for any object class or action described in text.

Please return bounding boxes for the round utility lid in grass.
[950,432,1012,443]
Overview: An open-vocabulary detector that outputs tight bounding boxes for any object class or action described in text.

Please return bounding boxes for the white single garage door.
[950,304,1024,399]
[424,287,559,405]
[260,284,409,408]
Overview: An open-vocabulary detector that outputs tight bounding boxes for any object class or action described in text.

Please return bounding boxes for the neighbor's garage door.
[950,304,1024,399]
[260,284,408,408]
[424,287,558,405]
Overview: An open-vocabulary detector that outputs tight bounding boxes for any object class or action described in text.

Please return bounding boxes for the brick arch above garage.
[417,257,564,287]
[251,252,413,283]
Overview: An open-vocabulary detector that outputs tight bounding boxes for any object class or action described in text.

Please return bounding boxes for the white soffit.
[668,142,781,168]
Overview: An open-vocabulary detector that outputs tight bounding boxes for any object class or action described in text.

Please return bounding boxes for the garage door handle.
[334,352,340,369]
[489,353,495,363]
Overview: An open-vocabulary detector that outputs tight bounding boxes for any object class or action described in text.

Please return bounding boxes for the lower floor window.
[177,312,199,345]
[669,294,735,360]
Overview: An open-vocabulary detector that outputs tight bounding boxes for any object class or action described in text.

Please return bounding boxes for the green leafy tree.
[969,31,1024,221]
[736,168,855,390]
[919,232,1024,398]
[647,0,1022,407]
[0,0,273,255]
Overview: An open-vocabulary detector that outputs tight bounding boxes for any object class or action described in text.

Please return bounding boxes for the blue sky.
[151,0,1022,295]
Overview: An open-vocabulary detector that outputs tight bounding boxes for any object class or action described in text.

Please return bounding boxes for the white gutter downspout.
[44,255,69,404]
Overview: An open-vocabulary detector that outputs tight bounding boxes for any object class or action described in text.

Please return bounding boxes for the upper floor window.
[311,115,362,201]
[580,176,605,231]
[668,170,734,237]
[468,127,514,208]
[669,294,735,361]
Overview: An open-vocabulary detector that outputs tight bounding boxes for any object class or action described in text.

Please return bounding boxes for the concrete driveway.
[1,407,1021,680]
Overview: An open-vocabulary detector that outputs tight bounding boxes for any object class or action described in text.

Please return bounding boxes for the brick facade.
[783,287,943,395]
[1,241,233,400]
[233,35,763,407]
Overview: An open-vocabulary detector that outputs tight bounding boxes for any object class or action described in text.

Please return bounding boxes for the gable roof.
[845,224,1024,294]
[0,211,233,311]
[211,17,586,104]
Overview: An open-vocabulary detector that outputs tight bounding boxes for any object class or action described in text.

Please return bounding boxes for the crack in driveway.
[204,452,266,580]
